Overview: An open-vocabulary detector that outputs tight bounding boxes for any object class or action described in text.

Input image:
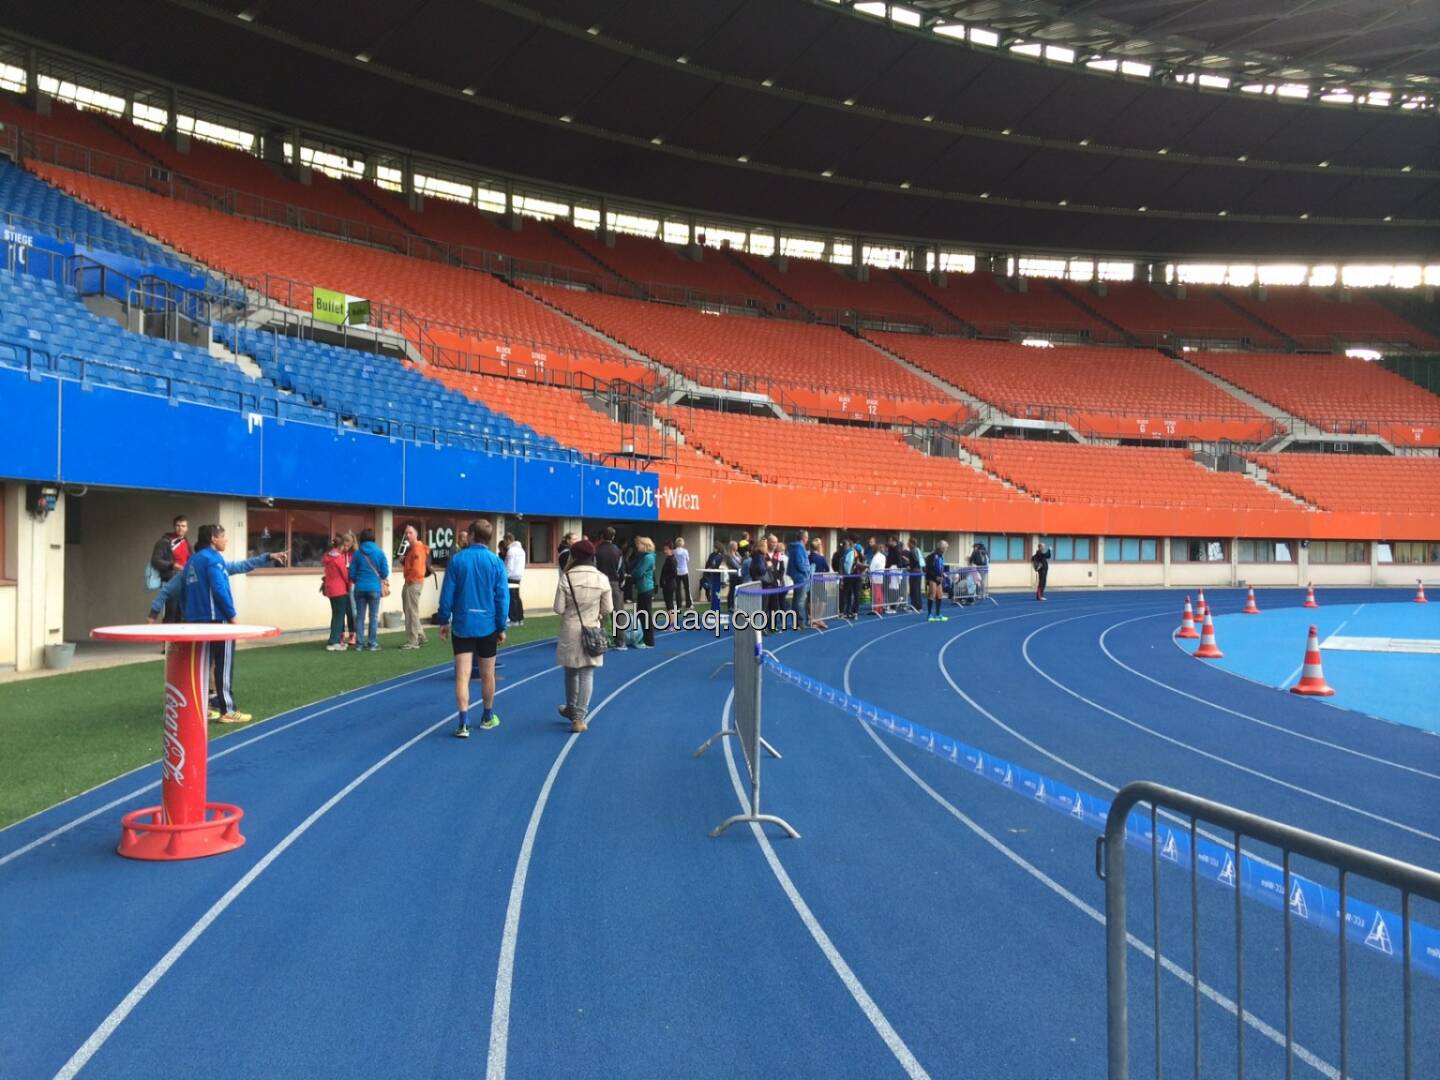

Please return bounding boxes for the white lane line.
[834,628,1339,1079]
[54,663,558,1080]
[0,639,557,843]
[1023,622,1440,846]
[486,638,725,1080]
[717,686,930,1080]
[0,664,462,869]
[1098,614,1439,780]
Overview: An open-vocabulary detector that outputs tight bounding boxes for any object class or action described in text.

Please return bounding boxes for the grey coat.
[553,564,615,669]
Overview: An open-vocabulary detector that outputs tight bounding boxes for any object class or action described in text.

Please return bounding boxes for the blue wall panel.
[262,419,403,506]
[516,458,583,518]
[0,369,60,482]
[60,382,260,494]
[582,466,659,521]
[15,375,665,517]
[403,443,517,512]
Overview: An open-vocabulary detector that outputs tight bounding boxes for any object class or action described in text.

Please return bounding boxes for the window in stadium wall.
[1238,540,1294,563]
[1380,541,1440,564]
[974,534,1027,561]
[1308,541,1369,564]
[247,505,374,567]
[1046,537,1093,561]
[1174,539,1229,563]
[1103,538,1159,562]
[506,520,556,566]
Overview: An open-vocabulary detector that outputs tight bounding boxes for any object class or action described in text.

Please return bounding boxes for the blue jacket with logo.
[785,541,812,585]
[152,554,272,617]
[438,544,509,638]
[350,540,390,593]
[180,546,238,623]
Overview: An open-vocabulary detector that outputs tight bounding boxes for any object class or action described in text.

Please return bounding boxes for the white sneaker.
[325,644,346,652]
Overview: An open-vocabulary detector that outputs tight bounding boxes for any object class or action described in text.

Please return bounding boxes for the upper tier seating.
[527,285,954,405]
[220,325,567,456]
[1218,286,1437,350]
[869,334,1267,438]
[1187,351,1440,437]
[552,225,783,302]
[902,273,1120,341]
[32,164,626,362]
[725,253,963,329]
[0,160,197,273]
[1054,281,1283,347]
[430,370,738,479]
[350,188,603,273]
[1248,454,1440,514]
[0,97,149,167]
[964,439,1297,512]
[665,408,1024,500]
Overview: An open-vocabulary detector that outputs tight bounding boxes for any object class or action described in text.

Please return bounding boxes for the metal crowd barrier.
[1102,781,1440,1080]
[694,582,798,839]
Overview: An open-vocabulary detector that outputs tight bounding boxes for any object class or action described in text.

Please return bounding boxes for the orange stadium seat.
[1187,351,1440,446]
[551,225,785,303]
[525,284,963,415]
[1248,454,1440,514]
[1218,286,1437,350]
[29,163,627,366]
[430,370,739,480]
[1053,281,1283,347]
[664,408,1026,501]
[902,272,1121,341]
[965,440,1299,512]
[868,334,1272,441]
[725,253,965,329]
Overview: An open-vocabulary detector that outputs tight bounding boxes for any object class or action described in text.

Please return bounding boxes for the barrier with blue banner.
[761,653,1440,981]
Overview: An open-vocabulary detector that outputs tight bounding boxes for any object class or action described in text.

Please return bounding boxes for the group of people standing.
[319,527,431,651]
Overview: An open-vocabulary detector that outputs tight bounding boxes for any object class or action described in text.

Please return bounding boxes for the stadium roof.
[4,0,1437,257]
[901,0,1440,93]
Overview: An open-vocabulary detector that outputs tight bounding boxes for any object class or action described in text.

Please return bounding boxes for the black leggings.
[636,589,655,646]
[1035,564,1049,598]
[509,584,525,623]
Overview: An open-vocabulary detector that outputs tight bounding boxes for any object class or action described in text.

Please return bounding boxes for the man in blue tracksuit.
[163,524,287,723]
[438,518,510,738]
[784,529,812,628]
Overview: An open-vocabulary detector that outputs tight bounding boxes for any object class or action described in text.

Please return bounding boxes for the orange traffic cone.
[1242,588,1260,615]
[1194,608,1223,659]
[1195,590,1208,620]
[1303,583,1318,609]
[1289,625,1334,696]
[1416,580,1429,604]
[1177,596,1200,639]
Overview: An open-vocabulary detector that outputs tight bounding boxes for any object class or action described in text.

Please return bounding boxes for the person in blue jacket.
[349,528,390,651]
[785,529,812,628]
[163,524,287,723]
[438,518,509,738]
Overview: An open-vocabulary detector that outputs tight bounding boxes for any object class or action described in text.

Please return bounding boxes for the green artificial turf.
[0,619,556,829]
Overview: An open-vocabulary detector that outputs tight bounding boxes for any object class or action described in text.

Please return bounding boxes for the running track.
[2,590,1436,1079]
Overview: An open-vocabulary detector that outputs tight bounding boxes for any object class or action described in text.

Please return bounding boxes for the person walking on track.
[553,539,614,733]
[439,518,509,738]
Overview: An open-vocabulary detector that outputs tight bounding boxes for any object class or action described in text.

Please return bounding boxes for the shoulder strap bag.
[564,571,608,658]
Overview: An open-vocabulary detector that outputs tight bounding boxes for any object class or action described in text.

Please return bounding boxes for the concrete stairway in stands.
[857,333,1011,433]
[1212,289,1297,348]
[1050,281,1136,344]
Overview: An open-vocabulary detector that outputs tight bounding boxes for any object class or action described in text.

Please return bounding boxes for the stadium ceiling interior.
[6,0,1437,257]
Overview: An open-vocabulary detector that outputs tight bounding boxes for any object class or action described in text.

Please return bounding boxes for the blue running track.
[2,590,1436,1079]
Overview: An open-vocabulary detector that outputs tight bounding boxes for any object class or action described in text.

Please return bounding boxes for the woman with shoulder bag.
[553,540,614,733]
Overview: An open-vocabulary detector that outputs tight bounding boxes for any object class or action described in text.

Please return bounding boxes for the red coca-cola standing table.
[91,623,280,860]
